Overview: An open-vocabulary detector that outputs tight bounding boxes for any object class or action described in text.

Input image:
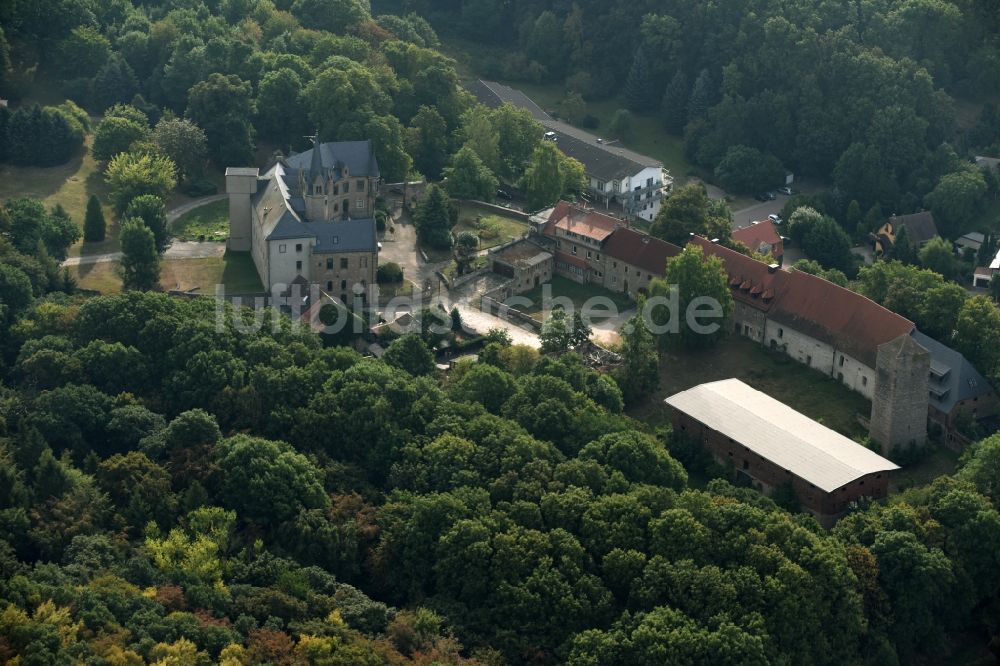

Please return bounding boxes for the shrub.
[377,262,404,284]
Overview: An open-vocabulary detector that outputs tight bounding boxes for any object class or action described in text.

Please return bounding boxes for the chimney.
[768,263,779,273]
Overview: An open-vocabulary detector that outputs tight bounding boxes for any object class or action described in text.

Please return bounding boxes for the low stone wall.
[480,295,542,332]
[458,199,532,223]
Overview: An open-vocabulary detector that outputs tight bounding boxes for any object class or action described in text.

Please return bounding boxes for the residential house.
[466,80,673,221]
[730,220,784,260]
[973,247,1000,288]
[666,379,899,525]
[226,138,380,298]
[954,231,985,256]
[874,211,938,256]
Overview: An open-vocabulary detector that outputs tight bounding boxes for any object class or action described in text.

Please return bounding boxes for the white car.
[778,186,794,195]
[768,214,782,225]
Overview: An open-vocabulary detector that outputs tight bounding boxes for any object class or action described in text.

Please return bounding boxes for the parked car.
[496,188,512,200]
[778,186,794,195]
[766,191,777,200]
[768,214,782,225]
[755,192,770,202]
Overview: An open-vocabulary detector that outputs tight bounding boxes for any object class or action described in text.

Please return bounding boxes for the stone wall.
[869,334,930,454]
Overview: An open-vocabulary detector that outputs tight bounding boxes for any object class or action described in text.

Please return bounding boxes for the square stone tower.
[225,167,259,252]
[869,334,930,456]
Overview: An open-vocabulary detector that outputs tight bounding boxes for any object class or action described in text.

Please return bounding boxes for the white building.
[465,80,673,222]
[227,139,380,298]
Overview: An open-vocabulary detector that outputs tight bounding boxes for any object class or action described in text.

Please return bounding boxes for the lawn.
[172,199,230,242]
[0,133,118,258]
[518,275,635,323]
[70,252,263,295]
[454,202,530,250]
[632,336,872,440]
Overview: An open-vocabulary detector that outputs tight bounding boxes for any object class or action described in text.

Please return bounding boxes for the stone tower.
[869,333,930,456]
[225,167,259,252]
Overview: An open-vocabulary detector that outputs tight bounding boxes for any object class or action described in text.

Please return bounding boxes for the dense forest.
[2,0,1000,663]
[1,287,999,664]
[383,0,1000,226]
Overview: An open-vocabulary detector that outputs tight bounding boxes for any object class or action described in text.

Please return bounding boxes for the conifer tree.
[661,70,689,134]
[687,69,712,123]
[624,48,655,113]
[84,194,106,242]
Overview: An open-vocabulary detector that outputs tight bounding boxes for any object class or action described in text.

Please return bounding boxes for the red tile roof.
[601,226,681,275]
[688,237,914,367]
[731,220,783,257]
[544,201,620,242]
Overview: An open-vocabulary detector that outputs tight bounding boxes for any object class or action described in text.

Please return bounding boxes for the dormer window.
[314,186,322,195]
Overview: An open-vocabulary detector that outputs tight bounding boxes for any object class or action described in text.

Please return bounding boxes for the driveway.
[378,209,448,288]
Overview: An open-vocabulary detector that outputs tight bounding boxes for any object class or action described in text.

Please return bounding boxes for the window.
[806,355,812,367]
[596,253,600,260]
[279,244,286,253]
[295,243,302,252]
[326,258,333,269]
[357,198,364,209]
[613,261,617,268]
[314,185,322,195]
[333,202,339,212]
[340,257,349,269]
[587,250,592,259]
[862,376,868,387]
[333,184,339,195]
[636,270,640,277]
[572,245,577,255]
[357,179,365,191]
[333,236,339,244]
[326,281,333,291]
[343,181,350,193]
[839,355,845,367]
[340,280,347,290]
[295,260,302,271]
[778,328,783,338]
[612,275,617,284]
[362,257,368,267]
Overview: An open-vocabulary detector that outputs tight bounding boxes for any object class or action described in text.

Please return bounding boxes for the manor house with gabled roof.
[226,138,380,299]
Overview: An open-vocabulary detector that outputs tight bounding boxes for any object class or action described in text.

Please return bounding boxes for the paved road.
[731,197,788,229]
[63,195,229,267]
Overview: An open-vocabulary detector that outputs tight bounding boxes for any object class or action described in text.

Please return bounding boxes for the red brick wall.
[672,411,890,518]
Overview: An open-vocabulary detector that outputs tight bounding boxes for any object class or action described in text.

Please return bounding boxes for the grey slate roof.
[465,79,662,181]
[889,211,938,245]
[465,79,551,121]
[284,140,380,180]
[912,331,994,414]
[250,141,379,253]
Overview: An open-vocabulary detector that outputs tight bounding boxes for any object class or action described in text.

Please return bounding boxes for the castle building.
[226,138,380,299]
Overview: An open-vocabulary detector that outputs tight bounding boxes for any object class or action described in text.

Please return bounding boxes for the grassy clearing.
[70,260,123,294]
[518,275,635,322]
[889,446,959,493]
[632,336,872,439]
[454,203,530,249]
[0,134,118,257]
[70,252,262,295]
[172,199,230,242]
